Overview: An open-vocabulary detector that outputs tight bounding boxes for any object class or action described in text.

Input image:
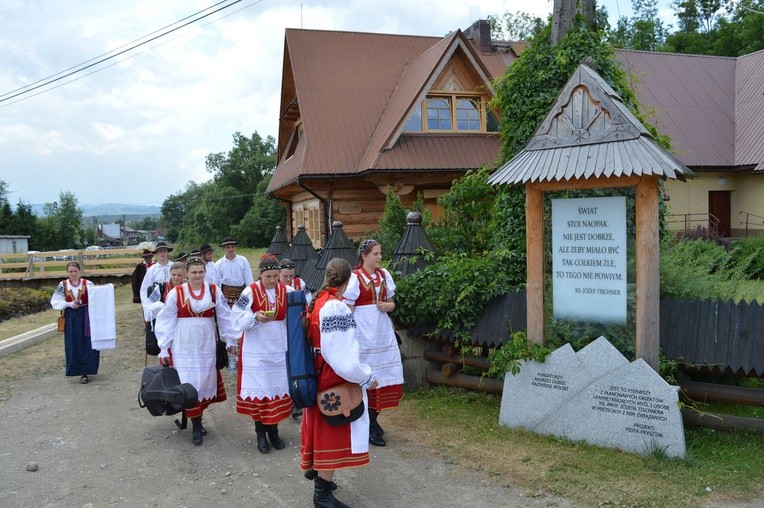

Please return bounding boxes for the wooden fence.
[408,290,764,378]
[0,248,142,281]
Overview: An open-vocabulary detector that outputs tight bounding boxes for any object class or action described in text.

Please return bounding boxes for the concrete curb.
[0,323,58,358]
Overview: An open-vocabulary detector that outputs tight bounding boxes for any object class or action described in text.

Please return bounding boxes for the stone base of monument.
[499,336,686,458]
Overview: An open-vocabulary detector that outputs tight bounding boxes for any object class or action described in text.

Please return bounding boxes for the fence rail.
[666,212,720,235]
[739,210,764,237]
[408,290,764,378]
[0,248,142,280]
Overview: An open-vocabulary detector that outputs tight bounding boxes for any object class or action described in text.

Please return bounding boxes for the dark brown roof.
[268,28,515,193]
[270,27,764,194]
[615,50,737,168]
[736,49,764,171]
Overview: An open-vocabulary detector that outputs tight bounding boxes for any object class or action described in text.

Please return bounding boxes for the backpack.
[285,290,318,409]
[138,364,198,417]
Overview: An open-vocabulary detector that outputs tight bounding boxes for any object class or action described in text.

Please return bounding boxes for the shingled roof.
[487,63,696,186]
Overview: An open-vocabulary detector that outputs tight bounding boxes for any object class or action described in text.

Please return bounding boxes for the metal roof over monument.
[487,62,696,186]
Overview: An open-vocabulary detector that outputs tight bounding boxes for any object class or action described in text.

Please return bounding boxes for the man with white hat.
[214,237,254,306]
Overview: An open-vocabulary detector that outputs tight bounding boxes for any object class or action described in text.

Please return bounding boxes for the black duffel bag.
[138,365,198,417]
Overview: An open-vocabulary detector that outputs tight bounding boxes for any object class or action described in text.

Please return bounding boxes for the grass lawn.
[388,387,764,508]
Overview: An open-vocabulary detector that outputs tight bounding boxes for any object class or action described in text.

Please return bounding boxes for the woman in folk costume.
[279,258,313,305]
[50,261,99,384]
[154,258,235,446]
[145,262,186,322]
[230,255,294,454]
[301,258,378,508]
[343,239,403,447]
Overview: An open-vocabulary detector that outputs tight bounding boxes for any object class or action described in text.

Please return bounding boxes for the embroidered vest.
[353,268,387,306]
[176,283,217,318]
[63,279,89,304]
[248,281,287,321]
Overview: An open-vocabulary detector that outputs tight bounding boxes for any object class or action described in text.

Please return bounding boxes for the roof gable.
[488,63,695,185]
[359,30,497,170]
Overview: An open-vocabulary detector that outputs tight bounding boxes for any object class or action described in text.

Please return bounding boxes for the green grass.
[389,387,764,507]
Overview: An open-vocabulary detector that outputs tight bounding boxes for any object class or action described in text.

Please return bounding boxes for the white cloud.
[0,0,675,206]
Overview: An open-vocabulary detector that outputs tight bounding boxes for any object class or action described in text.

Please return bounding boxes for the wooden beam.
[526,183,545,345]
[636,176,660,371]
[535,174,642,192]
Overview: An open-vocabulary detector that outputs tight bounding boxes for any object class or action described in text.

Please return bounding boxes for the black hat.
[176,252,188,261]
[141,249,154,257]
[154,241,173,253]
[189,249,201,257]
[199,243,213,254]
[219,237,237,247]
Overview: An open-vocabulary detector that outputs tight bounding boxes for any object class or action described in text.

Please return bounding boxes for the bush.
[659,237,748,300]
[0,287,54,322]
[730,235,764,279]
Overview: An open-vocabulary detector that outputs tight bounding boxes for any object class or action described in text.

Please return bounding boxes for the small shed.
[391,212,438,276]
[0,235,30,254]
[488,62,695,370]
[284,225,319,277]
[266,226,290,259]
[303,221,356,292]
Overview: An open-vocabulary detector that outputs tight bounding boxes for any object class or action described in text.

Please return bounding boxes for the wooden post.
[636,176,660,371]
[526,183,545,345]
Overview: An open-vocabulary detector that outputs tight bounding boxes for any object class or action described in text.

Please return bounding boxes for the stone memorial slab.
[499,337,628,429]
[500,336,685,458]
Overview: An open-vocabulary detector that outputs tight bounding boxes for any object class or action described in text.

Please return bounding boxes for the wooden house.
[268,20,764,245]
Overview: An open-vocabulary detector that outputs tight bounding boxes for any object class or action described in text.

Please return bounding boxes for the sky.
[0,0,676,208]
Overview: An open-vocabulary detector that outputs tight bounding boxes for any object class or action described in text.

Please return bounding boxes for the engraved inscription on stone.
[531,373,569,391]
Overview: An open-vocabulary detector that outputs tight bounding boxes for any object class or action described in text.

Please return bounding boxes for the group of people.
[57,235,402,508]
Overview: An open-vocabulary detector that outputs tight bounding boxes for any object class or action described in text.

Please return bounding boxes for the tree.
[162,131,278,246]
[37,192,84,249]
[230,176,286,248]
[487,11,545,40]
[608,0,670,50]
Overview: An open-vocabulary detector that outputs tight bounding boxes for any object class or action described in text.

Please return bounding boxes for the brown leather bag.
[57,312,66,332]
[316,382,364,426]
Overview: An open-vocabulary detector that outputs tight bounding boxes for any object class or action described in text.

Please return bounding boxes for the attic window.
[403,93,497,133]
[284,123,302,160]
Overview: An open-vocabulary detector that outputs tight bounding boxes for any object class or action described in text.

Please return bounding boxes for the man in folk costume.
[343,239,403,448]
[199,243,217,285]
[131,243,155,303]
[214,236,254,306]
[154,258,236,446]
[231,255,294,453]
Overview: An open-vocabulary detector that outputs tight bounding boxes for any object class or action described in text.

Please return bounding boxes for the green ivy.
[486,331,552,379]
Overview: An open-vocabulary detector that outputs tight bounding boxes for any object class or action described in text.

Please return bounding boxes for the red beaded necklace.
[188,283,205,301]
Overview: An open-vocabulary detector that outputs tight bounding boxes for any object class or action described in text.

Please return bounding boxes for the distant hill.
[31,203,161,217]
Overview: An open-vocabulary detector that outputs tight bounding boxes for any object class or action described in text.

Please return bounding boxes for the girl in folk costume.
[230,255,294,454]
[343,239,403,447]
[50,261,99,384]
[145,262,186,321]
[154,258,235,446]
[301,258,378,508]
[279,258,313,305]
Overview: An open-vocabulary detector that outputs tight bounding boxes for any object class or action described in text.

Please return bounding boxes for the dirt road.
[0,289,570,508]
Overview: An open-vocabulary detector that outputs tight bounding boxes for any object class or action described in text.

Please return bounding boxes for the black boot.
[292,404,303,419]
[191,417,203,446]
[314,476,350,508]
[368,410,386,447]
[267,424,285,450]
[305,469,337,490]
[255,421,270,453]
[199,415,207,436]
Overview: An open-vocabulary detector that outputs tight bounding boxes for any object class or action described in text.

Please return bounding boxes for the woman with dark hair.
[301,257,378,508]
[154,258,235,446]
[343,239,403,447]
[231,255,294,454]
[50,261,99,384]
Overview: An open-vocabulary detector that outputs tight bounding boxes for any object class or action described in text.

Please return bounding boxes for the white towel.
[88,284,116,350]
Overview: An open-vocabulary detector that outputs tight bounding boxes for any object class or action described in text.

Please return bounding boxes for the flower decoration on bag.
[321,391,341,413]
